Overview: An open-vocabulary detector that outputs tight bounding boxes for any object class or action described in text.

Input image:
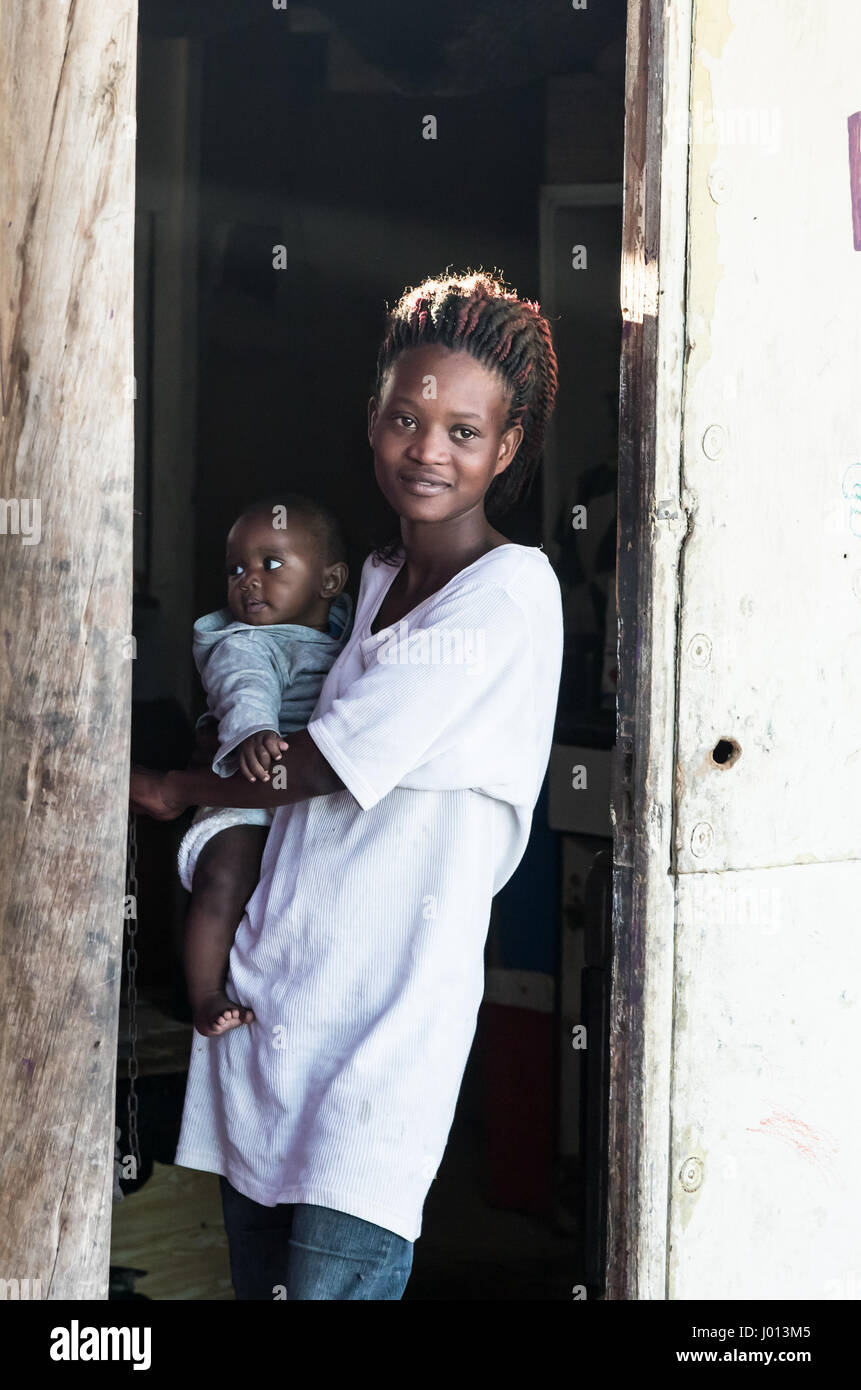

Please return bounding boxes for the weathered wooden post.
[0,2,137,1299]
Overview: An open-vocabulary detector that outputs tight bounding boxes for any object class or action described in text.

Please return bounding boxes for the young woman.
[130,270,563,1301]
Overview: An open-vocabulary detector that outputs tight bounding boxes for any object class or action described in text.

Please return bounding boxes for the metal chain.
[125,810,141,1173]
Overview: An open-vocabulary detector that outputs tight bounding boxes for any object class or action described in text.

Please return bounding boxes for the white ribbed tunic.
[174,543,563,1241]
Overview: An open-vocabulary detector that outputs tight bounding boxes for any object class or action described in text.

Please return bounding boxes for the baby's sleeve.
[198,631,288,777]
[307,580,535,810]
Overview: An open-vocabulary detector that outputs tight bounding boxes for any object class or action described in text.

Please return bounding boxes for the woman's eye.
[263,557,283,571]
[395,415,416,428]
[453,427,477,440]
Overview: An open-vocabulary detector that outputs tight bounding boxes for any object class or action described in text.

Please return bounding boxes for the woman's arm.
[130,729,344,820]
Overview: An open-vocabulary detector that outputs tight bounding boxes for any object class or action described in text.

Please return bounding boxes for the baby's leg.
[184,824,269,1038]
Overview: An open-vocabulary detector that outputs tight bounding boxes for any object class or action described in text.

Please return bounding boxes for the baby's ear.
[323,561,349,597]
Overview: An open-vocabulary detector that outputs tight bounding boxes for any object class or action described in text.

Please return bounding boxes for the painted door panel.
[667,0,861,1298]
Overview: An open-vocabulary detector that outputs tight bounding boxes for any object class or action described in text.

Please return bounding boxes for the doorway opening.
[118,0,628,1301]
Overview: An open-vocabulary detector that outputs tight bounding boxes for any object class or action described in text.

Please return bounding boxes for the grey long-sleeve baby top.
[193,592,353,777]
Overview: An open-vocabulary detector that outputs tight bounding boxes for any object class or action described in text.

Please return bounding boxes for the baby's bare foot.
[193,991,255,1038]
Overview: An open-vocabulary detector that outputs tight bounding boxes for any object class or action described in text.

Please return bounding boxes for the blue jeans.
[219,1176,414,1300]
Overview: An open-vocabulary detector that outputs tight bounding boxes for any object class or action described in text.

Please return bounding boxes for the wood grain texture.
[0,0,137,1299]
[607,0,659,1302]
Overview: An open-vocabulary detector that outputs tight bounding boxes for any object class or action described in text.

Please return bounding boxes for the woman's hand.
[190,717,220,768]
[129,765,189,821]
[126,731,341,814]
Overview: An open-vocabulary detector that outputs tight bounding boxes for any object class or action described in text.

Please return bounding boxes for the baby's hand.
[238,730,289,782]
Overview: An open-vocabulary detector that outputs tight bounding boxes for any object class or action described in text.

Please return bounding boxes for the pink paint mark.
[849,112,861,251]
[747,1102,840,1183]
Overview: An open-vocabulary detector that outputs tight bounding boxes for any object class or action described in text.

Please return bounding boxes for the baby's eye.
[227,563,245,577]
[263,556,284,571]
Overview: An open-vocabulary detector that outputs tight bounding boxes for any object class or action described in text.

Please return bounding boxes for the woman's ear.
[367,397,379,448]
[494,422,524,478]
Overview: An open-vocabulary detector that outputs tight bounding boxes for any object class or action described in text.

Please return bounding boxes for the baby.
[177,493,351,1037]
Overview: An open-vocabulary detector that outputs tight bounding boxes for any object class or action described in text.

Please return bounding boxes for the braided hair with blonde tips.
[372,269,559,560]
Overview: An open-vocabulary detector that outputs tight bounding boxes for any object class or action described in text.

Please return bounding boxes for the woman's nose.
[407,426,450,464]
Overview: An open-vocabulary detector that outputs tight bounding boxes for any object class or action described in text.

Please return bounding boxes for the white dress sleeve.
[307,579,541,811]
[198,632,288,778]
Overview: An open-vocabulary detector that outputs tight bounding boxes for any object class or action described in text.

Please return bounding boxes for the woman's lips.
[397,472,451,496]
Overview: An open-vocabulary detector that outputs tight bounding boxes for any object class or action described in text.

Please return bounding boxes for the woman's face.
[368,345,524,527]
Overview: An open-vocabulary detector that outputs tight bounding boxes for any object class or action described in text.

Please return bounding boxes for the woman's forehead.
[382,345,510,407]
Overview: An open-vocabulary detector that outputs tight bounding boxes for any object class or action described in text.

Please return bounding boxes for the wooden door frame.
[608,0,694,1299]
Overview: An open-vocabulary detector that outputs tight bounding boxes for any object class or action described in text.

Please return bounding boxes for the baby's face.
[225,512,329,628]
